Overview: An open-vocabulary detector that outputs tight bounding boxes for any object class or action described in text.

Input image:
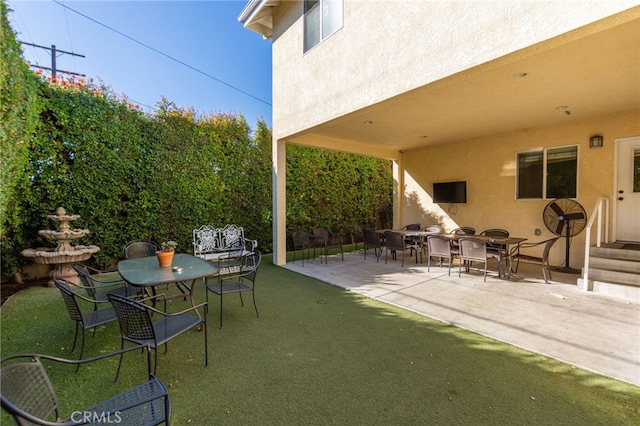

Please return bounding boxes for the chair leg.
[115,340,125,383]
[154,346,158,376]
[203,316,208,367]
[71,322,80,353]
[219,292,224,329]
[75,327,87,373]
[252,291,259,318]
[543,262,552,284]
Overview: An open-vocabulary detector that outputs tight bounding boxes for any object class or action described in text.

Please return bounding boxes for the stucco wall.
[271,0,638,141]
[400,109,640,266]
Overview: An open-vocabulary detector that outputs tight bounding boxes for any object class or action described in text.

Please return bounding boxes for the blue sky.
[7,0,273,128]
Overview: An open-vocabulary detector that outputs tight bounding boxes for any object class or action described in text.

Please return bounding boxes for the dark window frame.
[516,145,579,200]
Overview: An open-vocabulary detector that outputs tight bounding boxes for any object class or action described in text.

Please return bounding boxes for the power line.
[51,0,271,107]
[22,42,85,78]
[60,0,78,70]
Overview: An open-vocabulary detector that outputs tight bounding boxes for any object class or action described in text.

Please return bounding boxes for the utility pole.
[21,42,85,78]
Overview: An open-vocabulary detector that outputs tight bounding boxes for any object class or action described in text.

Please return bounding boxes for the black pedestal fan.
[542,198,587,274]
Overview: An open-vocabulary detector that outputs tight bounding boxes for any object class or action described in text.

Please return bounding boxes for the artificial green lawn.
[2,254,639,425]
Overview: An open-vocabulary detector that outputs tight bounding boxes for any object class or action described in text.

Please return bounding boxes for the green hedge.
[0,1,392,282]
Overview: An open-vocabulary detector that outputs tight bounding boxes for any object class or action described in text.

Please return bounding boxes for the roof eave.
[238,0,280,39]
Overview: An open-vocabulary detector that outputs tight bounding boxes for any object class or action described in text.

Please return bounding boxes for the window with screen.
[516,145,578,199]
[304,0,343,52]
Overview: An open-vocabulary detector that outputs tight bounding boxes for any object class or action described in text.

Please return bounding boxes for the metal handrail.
[582,197,610,286]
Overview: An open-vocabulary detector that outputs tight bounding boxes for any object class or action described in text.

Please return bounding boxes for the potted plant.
[156,240,177,268]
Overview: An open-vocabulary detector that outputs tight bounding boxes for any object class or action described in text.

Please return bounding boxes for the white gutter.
[238,0,265,24]
[238,0,278,39]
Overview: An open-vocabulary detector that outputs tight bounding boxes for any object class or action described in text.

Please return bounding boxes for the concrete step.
[591,246,640,261]
[589,256,640,274]
[587,268,640,287]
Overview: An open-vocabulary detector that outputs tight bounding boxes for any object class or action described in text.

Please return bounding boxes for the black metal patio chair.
[72,263,141,306]
[123,240,161,259]
[54,278,118,370]
[292,231,311,266]
[312,228,344,264]
[107,292,208,380]
[205,251,262,328]
[1,346,171,426]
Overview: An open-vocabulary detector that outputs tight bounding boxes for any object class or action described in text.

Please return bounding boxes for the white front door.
[616,137,640,242]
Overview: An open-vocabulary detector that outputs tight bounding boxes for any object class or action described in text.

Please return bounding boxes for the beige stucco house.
[239,1,640,296]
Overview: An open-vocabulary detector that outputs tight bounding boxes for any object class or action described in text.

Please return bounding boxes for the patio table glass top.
[117,253,218,286]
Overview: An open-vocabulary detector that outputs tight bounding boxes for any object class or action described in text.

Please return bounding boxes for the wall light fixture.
[589,135,604,148]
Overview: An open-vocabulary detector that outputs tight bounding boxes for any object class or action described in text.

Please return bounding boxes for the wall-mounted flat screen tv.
[433,181,467,203]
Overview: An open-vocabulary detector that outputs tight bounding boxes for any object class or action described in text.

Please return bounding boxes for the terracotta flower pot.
[156,250,174,268]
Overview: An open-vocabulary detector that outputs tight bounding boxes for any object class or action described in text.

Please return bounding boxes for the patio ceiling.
[284,13,640,159]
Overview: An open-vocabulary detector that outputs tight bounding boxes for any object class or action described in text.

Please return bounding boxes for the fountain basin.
[21,207,101,287]
[39,229,90,240]
[22,246,99,264]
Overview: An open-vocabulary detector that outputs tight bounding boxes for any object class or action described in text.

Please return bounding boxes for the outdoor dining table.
[375,229,443,263]
[375,229,438,238]
[440,234,527,278]
[117,253,219,320]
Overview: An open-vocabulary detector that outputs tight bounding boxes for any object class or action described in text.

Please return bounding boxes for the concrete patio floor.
[282,250,640,386]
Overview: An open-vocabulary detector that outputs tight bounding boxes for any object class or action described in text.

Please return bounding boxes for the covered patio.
[283,251,640,386]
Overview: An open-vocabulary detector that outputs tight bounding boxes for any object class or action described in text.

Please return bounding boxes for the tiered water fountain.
[22,207,100,287]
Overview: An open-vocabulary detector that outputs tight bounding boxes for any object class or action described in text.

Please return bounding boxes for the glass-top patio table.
[117,253,218,320]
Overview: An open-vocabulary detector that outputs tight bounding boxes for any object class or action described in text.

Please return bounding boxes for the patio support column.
[273,138,287,265]
[393,152,404,229]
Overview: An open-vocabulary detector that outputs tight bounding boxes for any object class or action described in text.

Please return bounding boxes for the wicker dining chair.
[452,227,476,235]
[458,237,499,282]
[353,224,366,251]
[479,229,509,237]
[450,227,476,257]
[363,228,383,262]
[509,237,560,284]
[384,231,409,266]
[421,225,444,254]
[422,225,443,233]
[427,235,454,275]
[479,228,510,266]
